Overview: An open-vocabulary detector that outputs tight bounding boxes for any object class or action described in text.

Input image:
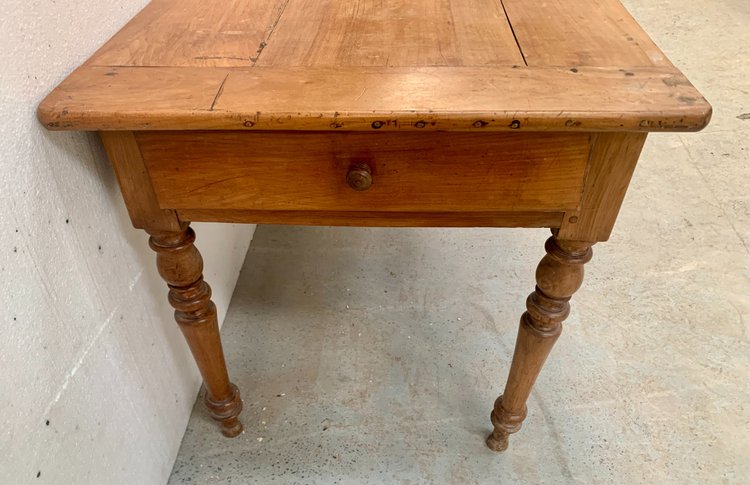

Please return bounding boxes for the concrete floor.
[169,1,749,483]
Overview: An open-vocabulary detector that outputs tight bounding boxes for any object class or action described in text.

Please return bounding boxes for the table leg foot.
[486,394,526,452]
[485,431,509,452]
[205,383,244,437]
[148,224,244,437]
[487,232,593,452]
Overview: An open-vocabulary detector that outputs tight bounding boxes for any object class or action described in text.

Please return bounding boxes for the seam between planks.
[499,0,528,66]
[251,0,291,66]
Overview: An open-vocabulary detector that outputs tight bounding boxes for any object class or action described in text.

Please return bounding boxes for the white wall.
[0,2,255,484]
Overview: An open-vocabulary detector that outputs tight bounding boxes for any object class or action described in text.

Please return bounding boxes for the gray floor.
[169,1,749,483]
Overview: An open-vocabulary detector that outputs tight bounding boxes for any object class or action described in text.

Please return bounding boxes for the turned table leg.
[487,231,593,452]
[148,223,243,437]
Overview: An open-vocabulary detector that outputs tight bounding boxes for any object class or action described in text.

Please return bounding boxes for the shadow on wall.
[39,123,199,408]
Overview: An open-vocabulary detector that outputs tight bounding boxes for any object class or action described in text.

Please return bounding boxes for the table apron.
[135,131,591,214]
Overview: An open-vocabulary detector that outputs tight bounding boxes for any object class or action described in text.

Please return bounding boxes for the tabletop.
[38,0,711,133]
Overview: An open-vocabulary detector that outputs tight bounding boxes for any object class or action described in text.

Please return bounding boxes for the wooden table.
[39,0,710,452]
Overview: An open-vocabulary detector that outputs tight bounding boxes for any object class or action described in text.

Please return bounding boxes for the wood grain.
[39,0,711,133]
[177,209,565,228]
[99,131,182,232]
[148,224,243,437]
[136,131,590,212]
[255,0,524,66]
[88,0,289,67]
[487,234,593,452]
[42,67,230,131]
[84,0,667,69]
[39,66,711,132]
[558,133,648,242]
[502,0,671,67]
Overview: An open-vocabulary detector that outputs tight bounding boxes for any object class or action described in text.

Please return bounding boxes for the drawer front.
[136,131,590,212]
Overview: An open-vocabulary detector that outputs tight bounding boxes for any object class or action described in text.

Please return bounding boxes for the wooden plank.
[84,0,668,69]
[177,209,565,228]
[558,132,648,242]
[502,0,671,67]
[98,131,182,232]
[39,66,230,130]
[256,0,524,67]
[38,66,712,132]
[136,131,590,212]
[88,0,288,67]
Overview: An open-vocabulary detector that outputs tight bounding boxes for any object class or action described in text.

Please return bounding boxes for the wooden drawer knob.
[346,163,373,191]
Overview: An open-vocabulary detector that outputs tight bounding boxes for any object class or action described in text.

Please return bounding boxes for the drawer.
[136,131,590,213]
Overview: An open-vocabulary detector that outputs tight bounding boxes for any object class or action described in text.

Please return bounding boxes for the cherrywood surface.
[558,133,648,241]
[86,0,288,67]
[501,0,671,67]
[136,131,590,212]
[176,209,565,228]
[80,0,669,69]
[37,0,711,133]
[148,224,243,437]
[253,0,524,66]
[487,233,593,451]
[38,65,710,133]
[99,131,182,232]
